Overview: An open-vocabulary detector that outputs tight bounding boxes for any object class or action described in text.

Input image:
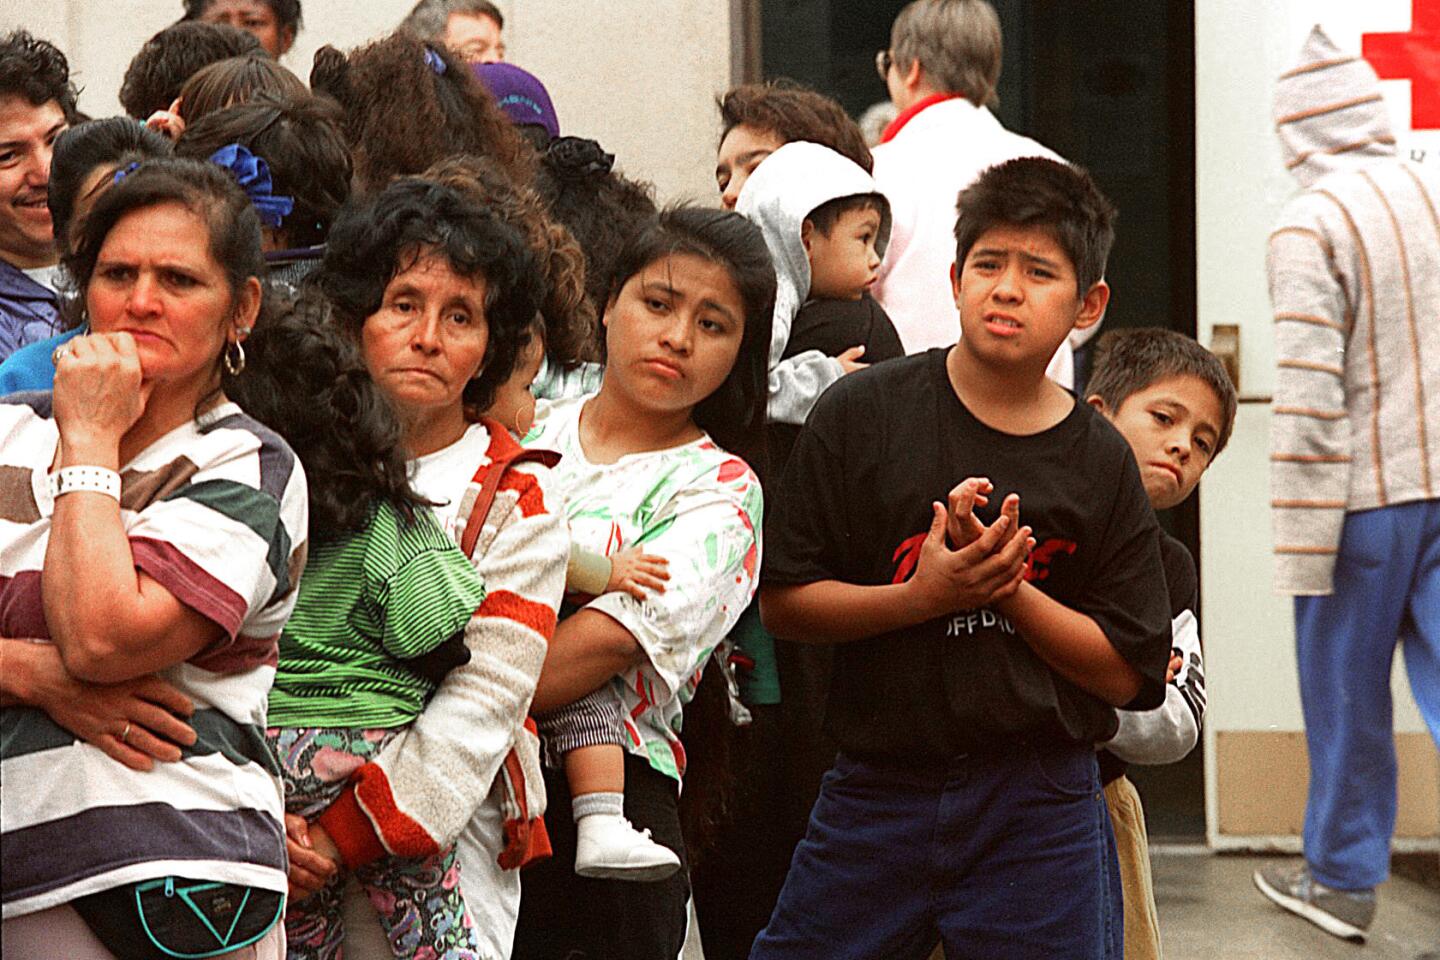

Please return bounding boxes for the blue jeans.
[1295,499,1440,890]
[750,744,1122,960]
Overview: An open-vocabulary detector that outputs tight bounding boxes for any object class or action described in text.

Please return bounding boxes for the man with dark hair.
[119,20,262,121]
[401,0,506,64]
[0,31,77,361]
[871,0,1074,383]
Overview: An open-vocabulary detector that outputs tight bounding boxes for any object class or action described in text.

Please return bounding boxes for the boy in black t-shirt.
[751,158,1172,960]
[1086,327,1237,960]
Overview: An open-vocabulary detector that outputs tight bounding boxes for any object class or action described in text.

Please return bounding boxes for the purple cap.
[472,62,559,140]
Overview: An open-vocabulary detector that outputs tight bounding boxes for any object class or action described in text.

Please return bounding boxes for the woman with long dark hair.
[511,205,774,960]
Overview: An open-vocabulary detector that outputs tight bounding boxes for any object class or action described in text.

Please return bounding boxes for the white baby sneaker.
[573,813,681,882]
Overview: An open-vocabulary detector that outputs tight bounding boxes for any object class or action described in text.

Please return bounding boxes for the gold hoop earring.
[223,339,246,376]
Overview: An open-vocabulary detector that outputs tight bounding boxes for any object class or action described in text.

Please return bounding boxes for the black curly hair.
[119,21,262,120]
[226,291,429,539]
[0,31,80,123]
[48,118,173,257]
[421,154,597,366]
[534,136,657,325]
[315,178,543,415]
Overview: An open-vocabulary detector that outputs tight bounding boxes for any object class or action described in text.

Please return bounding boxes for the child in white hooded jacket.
[736,140,905,434]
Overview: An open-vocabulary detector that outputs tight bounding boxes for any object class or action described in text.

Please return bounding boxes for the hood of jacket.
[735,140,891,358]
[1275,25,1396,188]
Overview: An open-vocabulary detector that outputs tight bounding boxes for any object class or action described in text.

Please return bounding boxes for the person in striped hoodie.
[1254,25,1440,944]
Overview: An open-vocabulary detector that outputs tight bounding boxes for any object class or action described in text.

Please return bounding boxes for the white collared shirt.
[872,97,1076,386]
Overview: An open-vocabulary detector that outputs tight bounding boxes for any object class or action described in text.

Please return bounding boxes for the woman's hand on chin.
[52,333,153,462]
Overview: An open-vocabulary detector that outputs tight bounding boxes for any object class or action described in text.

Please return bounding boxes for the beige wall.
[1217,732,1439,839]
[5,1,734,204]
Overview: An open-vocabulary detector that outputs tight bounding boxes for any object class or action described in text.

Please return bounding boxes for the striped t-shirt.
[267,500,487,729]
[0,392,309,920]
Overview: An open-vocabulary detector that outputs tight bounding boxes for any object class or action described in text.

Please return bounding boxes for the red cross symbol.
[1363,1,1440,129]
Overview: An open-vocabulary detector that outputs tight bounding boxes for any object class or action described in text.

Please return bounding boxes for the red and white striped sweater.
[317,422,569,871]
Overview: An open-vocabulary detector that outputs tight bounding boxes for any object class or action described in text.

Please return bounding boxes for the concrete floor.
[1156,851,1440,959]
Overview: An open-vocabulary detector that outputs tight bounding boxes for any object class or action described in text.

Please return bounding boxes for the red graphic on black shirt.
[889,531,1078,585]
[891,532,927,584]
[1025,538,1077,581]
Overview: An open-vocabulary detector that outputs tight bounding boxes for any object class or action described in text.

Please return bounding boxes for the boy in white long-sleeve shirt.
[1085,327,1236,960]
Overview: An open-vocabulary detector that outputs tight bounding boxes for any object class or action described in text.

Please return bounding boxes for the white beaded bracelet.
[47,465,122,502]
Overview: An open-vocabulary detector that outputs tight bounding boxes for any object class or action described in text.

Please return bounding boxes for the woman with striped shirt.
[1,158,305,958]
[283,177,569,959]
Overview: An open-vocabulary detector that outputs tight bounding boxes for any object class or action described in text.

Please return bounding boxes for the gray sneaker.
[1252,862,1376,943]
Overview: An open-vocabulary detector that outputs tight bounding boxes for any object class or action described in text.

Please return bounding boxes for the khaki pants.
[1104,775,1162,960]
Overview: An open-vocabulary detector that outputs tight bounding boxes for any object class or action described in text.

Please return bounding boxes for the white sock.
[572,790,625,822]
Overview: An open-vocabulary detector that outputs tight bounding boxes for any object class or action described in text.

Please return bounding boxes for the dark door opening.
[759,0,1203,841]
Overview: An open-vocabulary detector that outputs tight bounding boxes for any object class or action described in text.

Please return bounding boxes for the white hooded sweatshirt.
[736,140,892,425]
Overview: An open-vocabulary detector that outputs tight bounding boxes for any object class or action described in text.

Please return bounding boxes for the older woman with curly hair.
[283,177,569,959]
[421,154,595,368]
[310,31,534,194]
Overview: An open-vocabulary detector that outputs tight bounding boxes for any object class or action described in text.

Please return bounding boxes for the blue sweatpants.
[1295,499,1440,891]
[749,744,1122,960]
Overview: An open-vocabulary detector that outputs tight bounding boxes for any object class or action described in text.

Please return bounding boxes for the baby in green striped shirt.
[268,500,484,730]
[265,500,490,958]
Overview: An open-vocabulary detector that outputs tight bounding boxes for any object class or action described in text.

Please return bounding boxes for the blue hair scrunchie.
[207,143,296,229]
[112,161,141,185]
[423,46,447,75]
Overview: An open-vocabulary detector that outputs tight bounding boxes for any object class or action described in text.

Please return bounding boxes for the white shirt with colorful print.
[524,394,762,783]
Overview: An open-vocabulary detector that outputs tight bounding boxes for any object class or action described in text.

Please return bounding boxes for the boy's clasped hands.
[910,477,1035,617]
